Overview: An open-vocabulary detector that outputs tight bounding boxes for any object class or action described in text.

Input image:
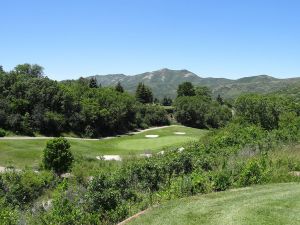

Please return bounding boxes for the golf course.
[128,183,300,225]
[0,125,207,168]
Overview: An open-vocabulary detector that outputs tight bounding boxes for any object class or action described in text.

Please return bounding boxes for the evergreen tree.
[162,97,173,106]
[217,94,224,105]
[136,82,153,104]
[115,82,124,93]
[89,77,98,88]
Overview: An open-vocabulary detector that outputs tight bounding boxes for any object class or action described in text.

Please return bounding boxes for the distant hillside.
[275,81,300,101]
[87,69,300,99]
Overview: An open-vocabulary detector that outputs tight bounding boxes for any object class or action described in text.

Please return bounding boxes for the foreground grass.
[0,126,207,168]
[129,183,300,225]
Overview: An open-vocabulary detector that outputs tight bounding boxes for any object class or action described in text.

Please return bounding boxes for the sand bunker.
[174,132,186,135]
[0,166,21,173]
[60,173,73,178]
[0,166,5,173]
[178,147,185,152]
[145,134,159,138]
[96,155,122,161]
[140,153,152,158]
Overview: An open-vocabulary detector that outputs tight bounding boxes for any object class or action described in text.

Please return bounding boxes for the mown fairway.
[0,125,207,168]
[129,182,300,225]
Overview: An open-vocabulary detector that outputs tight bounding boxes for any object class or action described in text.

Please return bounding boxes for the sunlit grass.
[0,126,208,168]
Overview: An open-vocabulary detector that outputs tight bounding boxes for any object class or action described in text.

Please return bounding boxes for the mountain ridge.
[87,68,300,99]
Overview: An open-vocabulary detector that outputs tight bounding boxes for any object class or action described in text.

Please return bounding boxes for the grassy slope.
[0,126,207,168]
[129,183,300,225]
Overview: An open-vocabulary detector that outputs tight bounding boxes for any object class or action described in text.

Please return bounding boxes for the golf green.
[0,125,208,168]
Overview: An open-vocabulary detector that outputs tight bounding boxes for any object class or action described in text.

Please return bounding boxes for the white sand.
[0,166,21,173]
[178,147,185,152]
[145,134,159,138]
[0,166,5,173]
[140,153,152,158]
[96,155,122,161]
[174,132,186,135]
[60,173,73,178]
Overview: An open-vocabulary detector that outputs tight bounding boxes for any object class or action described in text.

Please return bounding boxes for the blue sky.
[1,0,300,80]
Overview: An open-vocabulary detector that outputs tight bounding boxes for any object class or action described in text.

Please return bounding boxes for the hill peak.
[237,74,277,83]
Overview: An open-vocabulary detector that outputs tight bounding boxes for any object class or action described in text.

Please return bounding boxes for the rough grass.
[128,182,300,225]
[0,126,207,168]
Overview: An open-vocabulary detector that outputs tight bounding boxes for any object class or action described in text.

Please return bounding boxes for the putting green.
[117,136,195,151]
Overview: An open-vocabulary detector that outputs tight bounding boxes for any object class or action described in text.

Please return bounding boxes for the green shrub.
[212,171,232,191]
[190,172,211,194]
[235,94,299,130]
[27,181,99,225]
[239,158,267,186]
[0,170,55,207]
[0,199,19,225]
[136,104,170,127]
[0,128,6,137]
[43,138,74,175]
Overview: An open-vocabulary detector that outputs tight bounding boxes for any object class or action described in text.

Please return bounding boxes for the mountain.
[275,80,300,101]
[88,69,300,99]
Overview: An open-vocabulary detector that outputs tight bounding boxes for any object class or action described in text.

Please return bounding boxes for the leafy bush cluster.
[0,170,55,208]
[174,84,232,128]
[0,64,169,137]
[0,128,5,137]
[235,93,300,130]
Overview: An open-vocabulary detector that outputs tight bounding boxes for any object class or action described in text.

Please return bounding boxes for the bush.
[0,128,6,137]
[43,138,74,174]
[27,181,99,225]
[174,96,231,129]
[239,158,267,186]
[235,94,299,130]
[136,104,170,127]
[0,200,19,225]
[190,172,211,194]
[212,171,232,191]
[0,170,55,207]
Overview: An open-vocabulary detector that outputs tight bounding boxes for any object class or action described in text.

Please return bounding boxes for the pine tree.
[115,82,124,93]
[89,77,98,88]
[217,94,224,105]
[136,83,153,104]
[162,97,173,106]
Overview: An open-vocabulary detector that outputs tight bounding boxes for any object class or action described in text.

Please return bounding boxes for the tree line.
[0,64,169,137]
